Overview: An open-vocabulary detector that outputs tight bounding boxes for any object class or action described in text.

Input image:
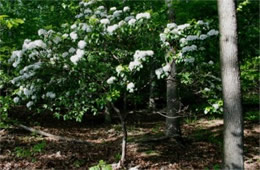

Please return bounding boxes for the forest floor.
[0,110,259,170]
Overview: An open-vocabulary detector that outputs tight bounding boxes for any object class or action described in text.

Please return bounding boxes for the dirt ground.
[0,112,259,169]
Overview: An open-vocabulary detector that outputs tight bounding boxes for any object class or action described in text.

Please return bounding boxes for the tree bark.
[111,103,127,168]
[149,69,156,110]
[165,0,181,137]
[217,0,244,169]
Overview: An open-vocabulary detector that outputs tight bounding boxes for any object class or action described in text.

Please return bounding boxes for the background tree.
[218,0,244,169]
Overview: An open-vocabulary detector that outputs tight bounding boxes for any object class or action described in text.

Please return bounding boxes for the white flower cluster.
[11,62,42,85]
[70,49,84,64]
[182,45,197,53]
[70,32,78,41]
[46,92,56,98]
[107,24,119,34]
[106,76,116,84]
[129,50,154,71]
[155,63,171,79]
[22,39,47,50]
[38,29,47,36]
[9,50,23,67]
[78,40,86,49]
[127,82,135,93]
[136,12,150,20]
[197,20,209,26]
[207,29,219,36]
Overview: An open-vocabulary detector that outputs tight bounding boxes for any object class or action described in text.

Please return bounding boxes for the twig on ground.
[17,124,93,145]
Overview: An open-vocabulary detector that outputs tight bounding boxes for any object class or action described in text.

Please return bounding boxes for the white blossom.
[119,20,126,27]
[38,29,47,36]
[127,82,135,93]
[62,33,69,39]
[113,10,122,18]
[129,60,142,71]
[70,32,78,41]
[207,29,219,36]
[136,12,150,20]
[162,64,171,72]
[81,24,92,32]
[182,45,197,53]
[123,6,130,12]
[116,65,124,74]
[128,18,136,26]
[84,8,92,14]
[75,13,84,19]
[26,101,34,108]
[71,24,77,29]
[78,40,87,49]
[97,6,105,11]
[208,60,214,65]
[62,52,69,58]
[204,88,210,92]
[124,16,134,22]
[107,24,119,34]
[213,103,219,110]
[13,97,20,103]
[106,76,116,84]
[69,47,76,53]
[177,24,190,30]
[197,20,204,25]
[100,18,110,25]
[70,49,84,64]
[46,92,56,98]
[199,34,208,40]
[186,35,198,41]
[22,40,46,50]
[110,7,116,11]
[53,36,62,44]
[9,50,23,66]
[167,23,177,29]
[133,50,154,61]
[155,68,163,79]
[160,33,166,42]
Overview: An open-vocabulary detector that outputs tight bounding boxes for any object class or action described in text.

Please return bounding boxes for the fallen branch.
[17,124,93,146]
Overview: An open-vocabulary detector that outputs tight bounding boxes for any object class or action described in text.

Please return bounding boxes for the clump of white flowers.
[107,24,119,34]
[78,40,86,49]
[127,82,135,93]
[70,32,78,41]
[155,63,171,79]
[106,76,116,84]
[207,29,219,36]
[136,12,150,20]
[100,18,110,25]
[13,97,20,103]
[46,92,56,99]
[128,50,154,71]
[70,49,84,64]
[22,39,47,50]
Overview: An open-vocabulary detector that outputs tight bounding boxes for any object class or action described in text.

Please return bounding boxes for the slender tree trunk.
[217,0,244,169]
[165,0,181,137]
[149,69,156,110]
[111,103,127,168]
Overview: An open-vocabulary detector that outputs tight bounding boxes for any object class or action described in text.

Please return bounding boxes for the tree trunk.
[217,0,244,169]
[111,103,127,168]
[165,0,181,137]
[149,69,156,110]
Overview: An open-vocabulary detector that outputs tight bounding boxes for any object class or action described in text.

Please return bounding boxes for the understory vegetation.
[0,0,259,169]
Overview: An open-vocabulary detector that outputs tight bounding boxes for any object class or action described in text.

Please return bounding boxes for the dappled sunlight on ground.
[0,114,259,169]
